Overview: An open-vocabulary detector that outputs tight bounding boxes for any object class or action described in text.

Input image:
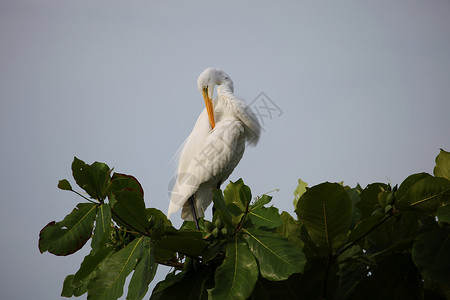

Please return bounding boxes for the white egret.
[167,67,261,228]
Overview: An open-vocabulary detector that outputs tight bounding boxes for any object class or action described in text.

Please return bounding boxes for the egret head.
[197,68,234,129]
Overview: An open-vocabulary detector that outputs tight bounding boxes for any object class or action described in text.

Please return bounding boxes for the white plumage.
[168,68,261,221]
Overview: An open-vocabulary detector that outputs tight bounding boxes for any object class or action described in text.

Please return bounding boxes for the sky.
[1,1,450,299]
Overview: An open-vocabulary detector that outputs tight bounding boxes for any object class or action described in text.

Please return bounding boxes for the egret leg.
[188,195,200,230]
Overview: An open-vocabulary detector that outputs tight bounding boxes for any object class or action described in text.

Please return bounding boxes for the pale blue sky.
[1,1,450,299]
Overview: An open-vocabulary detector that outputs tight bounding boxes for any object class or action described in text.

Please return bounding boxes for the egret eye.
[203,87,208,92]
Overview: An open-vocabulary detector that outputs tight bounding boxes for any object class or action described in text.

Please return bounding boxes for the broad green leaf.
[91,204,111,254]
[112,190,150,234]
[146,208,172,226]
[72,157,111,200]
[147,208,172,240]
[227,202,244,217]
[334,246,367,300]
[346,214,385,246]
[58,179,72,191]
[210,236,258,300]
[39,203,97,255]
[346,188,361,228]
[397,176,450,212]
[412,227,450,285]
[61,274,76,297]
[357,183,388,219]
[254,274,303,299]
[247,279,270,300]
[127,238,157,300]
[61,274,88,297]
[73,247,113,286]
[396,172,432,200]
[277,211,304,249]
[366,237,415,259]
[180,218,208,233]
[249,205,283,229]
[223,178,251,210]
[366,215,395,246]
[252,194,272,209]
[243,228,306,281]
[351,254,422,299]
[107,173,144,207]
[434,148,450,180]
[296,182,352,253]
[212,189,233,228]
[437,205,450,223]
[150,266,211,300]
[156,228,207,257]
[87,237,144,300]
[293,178,308,207]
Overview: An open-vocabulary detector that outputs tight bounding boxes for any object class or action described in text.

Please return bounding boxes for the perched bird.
[168,67,261,228]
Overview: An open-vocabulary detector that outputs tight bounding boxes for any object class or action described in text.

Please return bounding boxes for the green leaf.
[397,176,450,212]
[346,188,361,228]
[252,194,272,209]
[357,183,388,219]
[91,204,111,254]
[58,179,72,191]
[254,274,303,299]
[212,189,233,228]
[296,182,352,253]
[223,178,251,210]
[62,274,89,297]
[39,203,97,255]
[107,173,144,207]
[72,157,111,200]
[249,205,283,229]
[156,228,207,257]
[437,205,450,223]
[87,237,144,300]
[334,246,367,299]
[146,208,172,226]
[73,247,113,286]
[277,211,304,249]
[351,254,422,299]
[243,228,306,281]
[412,227,450,285]
[61,274,76,297]
[247,278,270,300]
[434,148,450,180]
[396,172,432,200]
[210,236,258,300]
[345,214,385,246]
[151,265,212,300]
[127,238,157,300]
[293,178,308,207]
[112,190,150,234]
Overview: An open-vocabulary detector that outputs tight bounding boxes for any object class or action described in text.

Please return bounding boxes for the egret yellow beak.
[202,88,215,129]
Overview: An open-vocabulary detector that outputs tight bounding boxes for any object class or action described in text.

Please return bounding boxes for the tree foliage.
[39,150,450,299]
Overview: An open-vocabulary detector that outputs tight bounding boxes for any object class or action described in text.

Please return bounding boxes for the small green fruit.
[212,227,219,238]
[386,193,394,205]
[204,221,214,232]
[221,227,228,236]
[385,205,393,213]
[215,217,223,229]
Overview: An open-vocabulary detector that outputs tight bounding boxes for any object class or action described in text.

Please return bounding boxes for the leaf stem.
[337,211,396,258]
[70,190,98,204]
[112,226,141,235]
[234,200,250,235]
